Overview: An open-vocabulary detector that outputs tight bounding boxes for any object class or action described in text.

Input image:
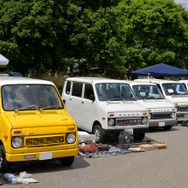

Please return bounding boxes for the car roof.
[135,78,179,84]
[127,80,156,86]
[179,80,188,83]
[65,77,131,84]
[0,76,53,86]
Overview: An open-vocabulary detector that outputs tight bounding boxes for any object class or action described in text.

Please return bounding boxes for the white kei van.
[62,77,149,143]
[128,81,176,130]
[135,79,188,124]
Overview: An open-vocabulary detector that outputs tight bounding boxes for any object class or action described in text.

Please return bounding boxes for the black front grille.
[25,135,65,147]
[179,106,188,112]
[151,113,172,119]
[116,118,142,126]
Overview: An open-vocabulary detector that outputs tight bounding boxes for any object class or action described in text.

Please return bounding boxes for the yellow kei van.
[0,77,78,172]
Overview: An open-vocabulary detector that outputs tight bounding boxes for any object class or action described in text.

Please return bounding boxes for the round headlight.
[66,133,76,144]
[108,118,115,126]
[12,137,23,148]
[141,117,148,125]
[175,106,179,111]
[171,112,176,119]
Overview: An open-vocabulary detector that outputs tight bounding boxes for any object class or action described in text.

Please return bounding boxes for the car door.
[63,81,84,126]
[80,83,99,132]
[63,81,98,132]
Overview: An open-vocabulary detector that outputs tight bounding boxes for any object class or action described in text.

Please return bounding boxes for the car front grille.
[116,118,142,126]
[25,135,65,147]
[151,113,172,119]
[179,106,188,112]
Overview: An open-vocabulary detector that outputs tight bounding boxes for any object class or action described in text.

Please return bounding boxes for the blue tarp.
[130,63,188,77]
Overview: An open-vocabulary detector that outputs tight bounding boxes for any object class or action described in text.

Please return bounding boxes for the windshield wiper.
[15,105,40,111]
[107,97,124,101]
[39,105,63,110]
[144,96,156,100]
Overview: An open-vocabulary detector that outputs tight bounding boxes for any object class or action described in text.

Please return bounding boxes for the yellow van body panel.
[0,77,78,165]
[1,110,78,162]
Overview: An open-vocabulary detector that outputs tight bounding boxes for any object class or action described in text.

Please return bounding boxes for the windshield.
[2,84,64,111]
[132,84,165,99]
[95,83,136,101]
[162,83,188,96]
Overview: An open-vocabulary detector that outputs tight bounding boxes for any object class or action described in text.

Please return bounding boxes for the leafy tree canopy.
[0,0,79,75]
[116,0,188,75]
[0,0,188,78]
[73,0,188,78]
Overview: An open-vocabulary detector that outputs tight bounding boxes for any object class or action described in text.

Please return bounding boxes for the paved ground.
[1,124,188,188]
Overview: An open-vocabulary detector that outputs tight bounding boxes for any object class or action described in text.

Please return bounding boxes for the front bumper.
[176,112,188,122]
[149,119,177,128]
[6,147,78,162]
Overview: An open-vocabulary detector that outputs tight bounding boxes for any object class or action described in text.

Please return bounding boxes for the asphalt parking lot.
[1,124,188,188]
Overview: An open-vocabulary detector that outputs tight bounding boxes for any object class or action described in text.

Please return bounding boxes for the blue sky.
[174,0,188,11]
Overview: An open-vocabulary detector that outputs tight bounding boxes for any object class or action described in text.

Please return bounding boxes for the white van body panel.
[62,77,149,134]
[128,81,176,128]
[64,96,100,132]
[139,99,173,109]
[135,79,188,122]
[96,101,148,130]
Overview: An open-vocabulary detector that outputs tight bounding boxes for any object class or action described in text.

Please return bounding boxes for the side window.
[65,81,71,94]
[72,82,82,97]
[84,84,95,100]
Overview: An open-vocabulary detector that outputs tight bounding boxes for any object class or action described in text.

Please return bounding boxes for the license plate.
[158,122,165,127]
[39,152,52,160]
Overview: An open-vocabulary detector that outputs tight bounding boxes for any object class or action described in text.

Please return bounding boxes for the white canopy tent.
[0,54,9,65]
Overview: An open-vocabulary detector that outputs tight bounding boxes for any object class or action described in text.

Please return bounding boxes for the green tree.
[0,0,188,78]
[72,0,188,78]
[115,0,188,74]
[0,0,79,75]
[69,3,126,78]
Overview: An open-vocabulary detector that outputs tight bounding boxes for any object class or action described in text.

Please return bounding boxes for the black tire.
[0,146,11,173]
[60,156,74,167]
[93,124,106,143]
[163,126,172,131]
[133,132,145,141]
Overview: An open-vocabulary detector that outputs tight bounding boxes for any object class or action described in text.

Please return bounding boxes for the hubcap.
[94,129,100,141]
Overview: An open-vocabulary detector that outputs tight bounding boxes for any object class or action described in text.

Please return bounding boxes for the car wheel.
[133,132,145,141]
[60,156,74,167]
[0,145,11,173]
[93,124,106,143]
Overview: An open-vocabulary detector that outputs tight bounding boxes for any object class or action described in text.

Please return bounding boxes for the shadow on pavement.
[1,155,90,175]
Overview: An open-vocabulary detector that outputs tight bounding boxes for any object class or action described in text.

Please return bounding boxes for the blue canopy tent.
[130,63,188,77]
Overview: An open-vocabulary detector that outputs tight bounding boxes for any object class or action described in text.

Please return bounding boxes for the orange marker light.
[14,130,22,134]
[109,114,114,117]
